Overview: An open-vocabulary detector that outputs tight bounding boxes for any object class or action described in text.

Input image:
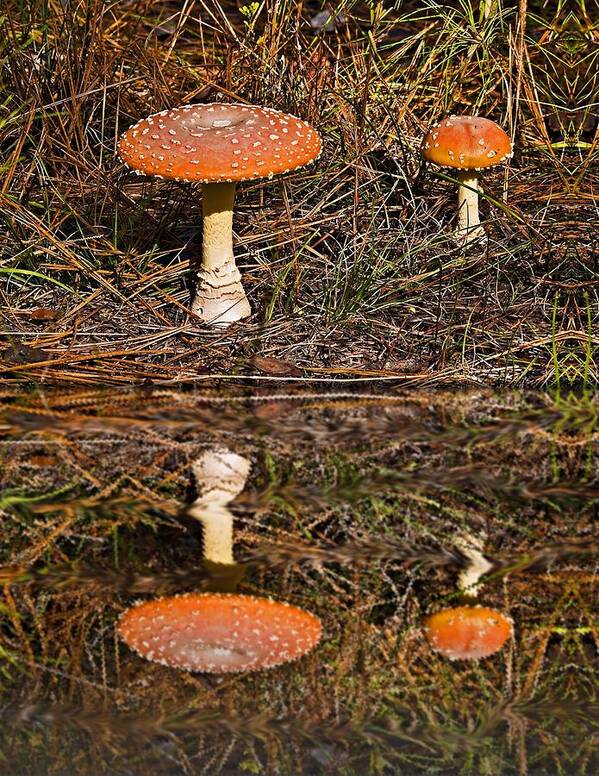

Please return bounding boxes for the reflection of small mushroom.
[421,115,512,243]
[118,103,321,324]
[455,530,493,597]
[424,606,513,660]
[118,592,321,673]
[423,530,511,660]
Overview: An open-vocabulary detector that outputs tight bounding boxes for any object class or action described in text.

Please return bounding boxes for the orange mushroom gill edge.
[118,593,322,674]
[424,605,513,661]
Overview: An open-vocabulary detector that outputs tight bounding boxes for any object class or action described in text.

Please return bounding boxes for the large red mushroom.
[118,104,321,324]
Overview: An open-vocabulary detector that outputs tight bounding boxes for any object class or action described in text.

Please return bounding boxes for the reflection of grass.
[0,390,596,772]
[0,483,77,509]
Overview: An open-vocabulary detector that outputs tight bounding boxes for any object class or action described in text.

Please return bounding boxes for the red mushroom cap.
[421,116,512,170]
[117,103,321,184]
[424,605,513,660]
[118,593,321,673]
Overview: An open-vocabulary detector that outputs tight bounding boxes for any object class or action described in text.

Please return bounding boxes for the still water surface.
[0,388,596,775]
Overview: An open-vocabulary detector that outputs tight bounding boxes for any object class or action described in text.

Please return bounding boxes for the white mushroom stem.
[188,449,251,565]
[456,531,493,597]
[192,182,251,325]
[188,504,235,565]
[456,171,486,244]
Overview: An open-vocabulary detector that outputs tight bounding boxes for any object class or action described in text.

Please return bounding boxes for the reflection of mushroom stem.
[457,172,485,244]
[192,182,251,325]
[188,449,251,565]
[188,504,235,565]
[456,531,492,597]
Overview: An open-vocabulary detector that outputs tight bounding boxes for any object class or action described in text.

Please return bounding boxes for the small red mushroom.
[424,605,513,660]
[118,103,321,324]
[421,115,512,244]
[118,592,322,673]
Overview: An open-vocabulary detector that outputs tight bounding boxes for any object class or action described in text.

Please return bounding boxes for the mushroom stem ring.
[192,182,251,325]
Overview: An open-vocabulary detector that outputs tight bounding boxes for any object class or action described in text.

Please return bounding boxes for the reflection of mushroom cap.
[424,606,512,660]
[421,116,512,170]
[118,103,322,183]
[118,593,321,673]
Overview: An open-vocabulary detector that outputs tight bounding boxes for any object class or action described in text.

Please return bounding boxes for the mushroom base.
[454,225,487,245]
[192,262,251,325]
[192,182,251,325]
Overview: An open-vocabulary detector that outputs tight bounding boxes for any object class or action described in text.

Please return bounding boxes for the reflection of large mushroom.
[118,593,321,673]
[421,115,512,244]
[118,448,322,672]
[118,103,321,325]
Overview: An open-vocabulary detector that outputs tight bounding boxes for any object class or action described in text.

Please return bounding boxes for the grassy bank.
[0,0,596,387]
